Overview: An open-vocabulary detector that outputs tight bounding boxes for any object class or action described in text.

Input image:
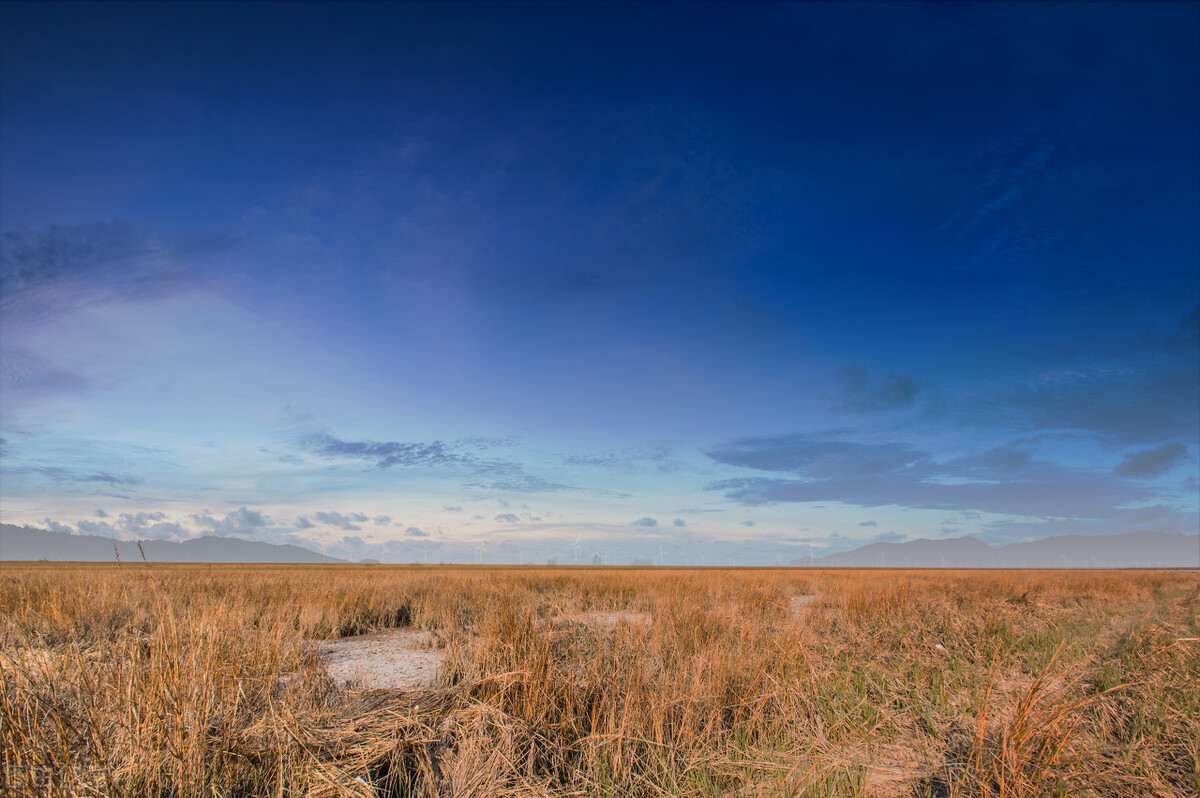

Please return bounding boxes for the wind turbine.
[573,534,582,566]
[657,544,666,566]
[475,540,487,564]
[422,539,429,565]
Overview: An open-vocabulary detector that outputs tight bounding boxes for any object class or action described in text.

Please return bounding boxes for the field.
[1,564,1198,797]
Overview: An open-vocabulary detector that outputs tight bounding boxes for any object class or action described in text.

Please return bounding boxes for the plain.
[1,564,1197,797]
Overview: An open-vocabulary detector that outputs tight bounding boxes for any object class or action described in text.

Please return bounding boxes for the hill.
[0,524,345,563]
[789,530,1200,568]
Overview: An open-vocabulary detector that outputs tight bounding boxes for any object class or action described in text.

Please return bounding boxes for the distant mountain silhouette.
[0,524,345,563]
[787,531,1200,568]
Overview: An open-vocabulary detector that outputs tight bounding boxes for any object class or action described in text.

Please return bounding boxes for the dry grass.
[1,563,1197,797]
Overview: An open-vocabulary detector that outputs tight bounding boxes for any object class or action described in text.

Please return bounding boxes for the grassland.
[1,564,1197,797]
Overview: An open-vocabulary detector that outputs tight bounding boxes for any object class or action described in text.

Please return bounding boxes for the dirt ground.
[315,629,445,690]
[788,594,817,619]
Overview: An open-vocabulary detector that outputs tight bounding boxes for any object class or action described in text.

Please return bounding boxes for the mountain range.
[787,531,1200,568]
[2,524,1197,567]
[0,524,345,563]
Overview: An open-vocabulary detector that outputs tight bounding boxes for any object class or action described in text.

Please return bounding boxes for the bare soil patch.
[788,594,818,619]
[315,629,444,690]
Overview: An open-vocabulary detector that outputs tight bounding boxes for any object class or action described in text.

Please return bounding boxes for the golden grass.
[1,563,1197,797]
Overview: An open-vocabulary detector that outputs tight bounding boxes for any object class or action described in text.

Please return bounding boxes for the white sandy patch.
[788,595,818,619]
[316,629,444,690]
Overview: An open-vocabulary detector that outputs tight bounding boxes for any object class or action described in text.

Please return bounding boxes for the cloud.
[565,443,678,472]
[494,513,520,523]
[404,526,429,537]
[459,435,521,450]
[1,465,144,490]
[1113,443,1189,479]
[81,472,140,486]
[711,468,1149,520]
[373,515,392,526]
[40,518,74,533]
[313,511,366,530]
[872,531,906,543]
[76,519,116,535]
[858,520,878,527]
[742,520,756,527]
[631,517,658,527]
[295,515,314,529]
[190,507,270,538]
[0,347,88,397]
[72,511,188,541]
[836,366,919,413]
[939,119,1072,273]
[0,221,233,326]
[341,535,364,548]
[299,429,627,498]
[672,518,686,527]
[952,447,1031,473]
[706,434,928,479]
[17,466,143,486]
[705,435,1162,521]
[300,431,469,470]
[442,506,463,512]
[115,511,188,540]
[95,509,108,517]
[461,473,628,496]
[935,309,1200,446]
[979,505,1199,545]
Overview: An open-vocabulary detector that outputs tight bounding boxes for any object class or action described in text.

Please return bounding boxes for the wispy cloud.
[835,366,919,413]
[705,435,1181,525]
[3,466,142,487]
[0,221,234,325]
[1113,443,1189,479]
[565,443,679,473]
[928,308,1199,445]
[462,472,632,498]
[940,119,1072,272]
[0,348,88,397]
[706,434,928,479]
[299,432,468,470]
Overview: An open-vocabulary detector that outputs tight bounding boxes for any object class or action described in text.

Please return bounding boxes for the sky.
[1,2,1197,565]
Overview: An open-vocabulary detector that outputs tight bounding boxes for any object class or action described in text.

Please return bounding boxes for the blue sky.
[1,2,1197,564]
